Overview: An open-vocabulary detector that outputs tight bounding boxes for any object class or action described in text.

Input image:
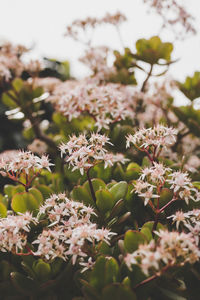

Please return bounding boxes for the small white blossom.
[59,132,127,175]
[126,125,178,156]
[0,212,37,254]
[125,230,200,276]
[33,194,115,264]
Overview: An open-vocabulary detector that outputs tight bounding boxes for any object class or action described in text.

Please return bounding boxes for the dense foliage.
[0,4,200,300]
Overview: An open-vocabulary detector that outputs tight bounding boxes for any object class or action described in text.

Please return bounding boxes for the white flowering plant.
[0,4,200,300]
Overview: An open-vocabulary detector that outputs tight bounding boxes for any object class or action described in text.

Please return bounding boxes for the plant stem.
[159,197,177,213]
[133,265,171,290]
[28,113,57,151]
[6,90,58,151]
[152,213,159,234]
[141,64,153,92]
[86,167,96,204]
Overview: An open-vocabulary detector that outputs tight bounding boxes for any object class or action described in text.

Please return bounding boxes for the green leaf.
[111,125,134,152]
[32,259,51,282]
[0,260,14,280]
[104,258,119,285]
[125,162,141,181]
[28,187,44,206]
[113,164,126,181]
[124,184,136,210]
[159,188,173,208]
[71,186,94,206]
[92,164,112,182]
[140,227,152,242]
[11,185,25,196]
[50,258,63,277]
[2,91,18,108]
[81,280,101,300]
[193,181,200,189]
[11,192,39,213]
[109,181,128,204]
[10,272,38,296]
[4,184,14,198]
[109,199,124,219]
[0,202,7,217]
[90,256,107,291]
[142,221,166,237]
[102,284,136,300]
[158,287,187,300]
[124,230,147,253]
[135,36,173,64]
[97,241,112,256]
[83,178,106,195]
[12,78,24,92]
[96,189,114,213]
[178,71,200,101]
[36,184,53,199]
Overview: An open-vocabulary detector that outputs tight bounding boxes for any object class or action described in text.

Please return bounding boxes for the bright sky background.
[1,0,200,100]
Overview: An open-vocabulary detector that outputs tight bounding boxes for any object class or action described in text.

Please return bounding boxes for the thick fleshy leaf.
[109,181,128,204]
[125,162,141,181]
[29,188,44,206]
[124,230,147,253]
[83,178,106,195]
[104,258,119,285]
[11,192,39,213]
[159,188,173,208]
[36,184,53,199]
[90,256,107,291]
[102,284,136,300]
[10,272,38,296]
[4,184,14,198]
[71,186,94,206]
[96,189,114,213]
[32,259,51,282]
[135,36,173,64]
[0,202,7,218]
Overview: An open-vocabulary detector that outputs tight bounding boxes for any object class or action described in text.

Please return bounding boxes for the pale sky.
[1,0,200,87]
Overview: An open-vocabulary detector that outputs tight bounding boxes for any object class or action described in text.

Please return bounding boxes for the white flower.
[126,125,178,155]
[0,150,53,177]
[139,185,159,206]
[48,82,135,131]
[28,139,48,155]
[33,193,115,263]
[59,132,127,175]
[125,230,200,276]
[0,212,37,254]
[168,211,187,229]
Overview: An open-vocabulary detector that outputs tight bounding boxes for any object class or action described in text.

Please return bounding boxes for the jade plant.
[0,5,200,300]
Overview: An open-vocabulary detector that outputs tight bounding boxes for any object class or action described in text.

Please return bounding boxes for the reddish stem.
[86,167,96,204]
[159,197,177,213]
[15,246,34,256]
[133,265,171,290]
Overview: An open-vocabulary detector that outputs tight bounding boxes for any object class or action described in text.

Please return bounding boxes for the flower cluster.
[28,139,48,155]
[0,150,52,175]
[59,132,128,175]
[48,82,135,130]
[126,125,178,159]
[143,0,196,39]
[0,43,42,82]
[0,43,27,82]
[65,12,126,43]
[79,46,116,82]
[169,209,200,245]
[134,163,200,206]
[0,212,37,253]
[0,150,53,187]
[33,194,115,264]
[125,230,200,276]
